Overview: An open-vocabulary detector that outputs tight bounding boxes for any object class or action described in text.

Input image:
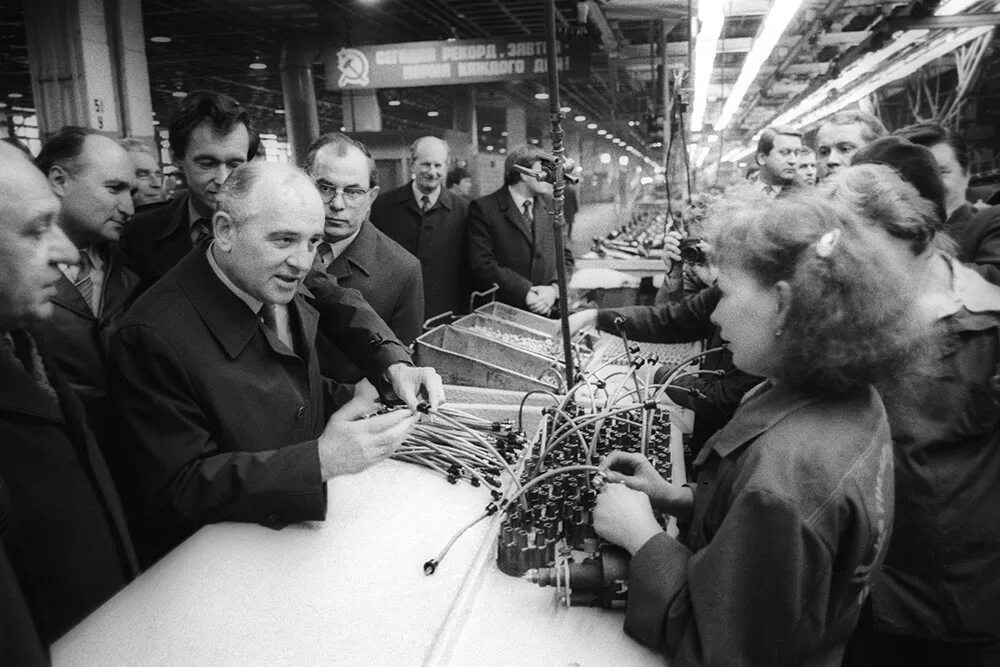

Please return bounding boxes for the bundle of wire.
[415,342,727,576]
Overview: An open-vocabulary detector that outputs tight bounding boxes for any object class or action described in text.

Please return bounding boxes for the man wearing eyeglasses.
[751,125,803,198]
[304,132,424,372]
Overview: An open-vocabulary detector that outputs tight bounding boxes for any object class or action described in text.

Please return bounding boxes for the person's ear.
[213,211,235,252]
[774,280,792,326]
[47,164,71,197]
[756,152,766,167]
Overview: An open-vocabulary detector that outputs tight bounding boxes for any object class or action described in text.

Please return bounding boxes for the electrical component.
[524,543,631,608]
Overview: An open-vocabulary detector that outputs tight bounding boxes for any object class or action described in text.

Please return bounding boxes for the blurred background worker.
[119,138,165,208]
[371,136,471,319]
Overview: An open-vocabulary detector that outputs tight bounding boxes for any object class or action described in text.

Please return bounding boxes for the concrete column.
[111,0,154,142]
[24,0,153,139]
[280,41,321,164]
[451,85,478,154]
[342,90,381,133]
[505,104,527,148]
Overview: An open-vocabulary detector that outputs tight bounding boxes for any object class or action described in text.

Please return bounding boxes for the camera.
[679,238,707,264]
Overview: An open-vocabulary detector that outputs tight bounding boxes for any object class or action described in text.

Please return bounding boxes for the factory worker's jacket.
[625,381,894,666]
[871,259,1000,643]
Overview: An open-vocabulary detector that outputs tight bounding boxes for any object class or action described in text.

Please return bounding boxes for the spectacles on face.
[314,181,370,206]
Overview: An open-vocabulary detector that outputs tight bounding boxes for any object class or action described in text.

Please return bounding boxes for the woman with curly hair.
[592,191,925,665]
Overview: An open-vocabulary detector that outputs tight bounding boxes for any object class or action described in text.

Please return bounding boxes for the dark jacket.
[110,249,330,562]
[117,194,198,289]
[36,245,140,445]
[0,477,48,666]
[596,285,762,453]
[0,331,137,643]
[871,260,1000,641]
[329,220,424,346]
[370,183,471,318]
[626,382,895,666]
[946,203,1000,286]
[467,187,574,310]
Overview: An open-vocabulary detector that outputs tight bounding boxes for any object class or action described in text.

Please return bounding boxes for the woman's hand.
[593,484,662,555]
[601,451,694,519]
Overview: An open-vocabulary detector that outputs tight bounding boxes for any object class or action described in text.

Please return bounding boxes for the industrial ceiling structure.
[1,0,998,179]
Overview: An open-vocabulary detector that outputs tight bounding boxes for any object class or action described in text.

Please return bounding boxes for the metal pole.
[544,0,575,388]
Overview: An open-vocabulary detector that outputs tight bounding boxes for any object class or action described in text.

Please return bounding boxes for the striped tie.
[74,249,95,314]
[421,195,430,213]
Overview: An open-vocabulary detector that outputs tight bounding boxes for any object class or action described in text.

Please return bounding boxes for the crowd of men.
[0,85,998,664]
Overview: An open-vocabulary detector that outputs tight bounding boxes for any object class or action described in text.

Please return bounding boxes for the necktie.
[190,220,212,245]
[522,200,533,225]
[75,249,95,314]
[421,195,431,213]
[1,331,58,402]
[763,184,776,198]
[314,242,333,270]
[259,304,294,351]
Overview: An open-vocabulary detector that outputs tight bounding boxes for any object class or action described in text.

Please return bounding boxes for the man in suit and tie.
[119,90,258,286]
[33,127,140,443]
[751,126,802,198]
[0,142,138,645]
[305,132,424,349]
[370,136,472,318]
[467,144,575,315]
[111,161,436,564]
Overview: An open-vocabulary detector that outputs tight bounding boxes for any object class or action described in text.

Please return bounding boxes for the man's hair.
[504,145,546,186]
[756,125,802,156]
[894,122,970,173]
[706,190,922,393]
[409,136,449,164]
[35,126,101,175]
[119,137,158,159]
[850,136,947,225]
[302,132,378,188]
[820,110,888,143]
[168,90,259,161]
[798,147,815,158]
[821,163,947,257]
[215,161,315,227]
[447,166,471,187]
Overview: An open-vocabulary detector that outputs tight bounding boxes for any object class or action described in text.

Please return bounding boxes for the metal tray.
[473,302,562,337]
[414,325,563,393]
[452,313,559,359]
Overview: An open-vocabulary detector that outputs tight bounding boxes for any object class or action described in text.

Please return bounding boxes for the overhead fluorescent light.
[790,24,993,127]
[690,0,725,132]
[769,0,993,129]
[714,0,806,131]
[721,144,754,163]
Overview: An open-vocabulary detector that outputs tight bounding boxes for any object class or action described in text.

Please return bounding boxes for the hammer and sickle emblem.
[337,48,370,87]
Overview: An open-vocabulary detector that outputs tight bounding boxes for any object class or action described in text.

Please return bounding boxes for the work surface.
[53,458,661,666]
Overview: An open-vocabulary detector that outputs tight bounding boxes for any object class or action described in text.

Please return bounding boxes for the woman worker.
[592,191,924,665]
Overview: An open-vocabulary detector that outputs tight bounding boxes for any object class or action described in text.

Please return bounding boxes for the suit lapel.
[50,274,95,319]
[0,339,64,424]
[498,189,533,245]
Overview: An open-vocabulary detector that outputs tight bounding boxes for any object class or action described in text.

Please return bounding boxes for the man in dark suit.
[110,162,438,563]
[370,136,471,318]
[750,125,802,198]
[894,122,1000,285]
[467,144,575,315]
[0,142,138,644]
[305,132,424,348]
[33,127,140,444]
[118,90,258,286]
